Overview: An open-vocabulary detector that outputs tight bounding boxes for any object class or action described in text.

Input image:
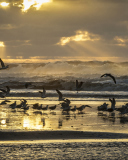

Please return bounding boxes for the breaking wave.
[0,60,128,91]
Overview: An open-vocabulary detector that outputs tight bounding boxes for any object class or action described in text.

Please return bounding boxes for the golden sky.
[0,0,128,61]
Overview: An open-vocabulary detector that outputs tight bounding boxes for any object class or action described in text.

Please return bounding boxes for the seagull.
[42,105,48,111]
[60,98,71,109]
[107,98,116,113]
[9,101,16,109]
[97,103,108,111]
[0,86,10,96]
[39,87,46,98]
[76,105,92,113]
[0,99,10,105]
[0,58,9,70]
[76,80,83,93]
[101,73,116,84]
[56,89,64,101]
[49,105,56,111]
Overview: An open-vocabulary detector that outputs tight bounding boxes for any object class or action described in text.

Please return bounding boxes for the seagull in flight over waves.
[0,58,9,70]
[76,80,84,93]
[56,89,64,101]
[101,73,116,84]
[39,87,46,98]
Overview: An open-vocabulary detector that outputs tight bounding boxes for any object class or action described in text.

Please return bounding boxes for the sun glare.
[0,41,5,47]
[22,0,52,12]
[0,2,9,7]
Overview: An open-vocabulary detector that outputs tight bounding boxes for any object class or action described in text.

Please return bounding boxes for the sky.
[0,0,128,62]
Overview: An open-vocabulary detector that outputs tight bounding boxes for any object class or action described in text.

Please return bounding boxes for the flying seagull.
[0,58,9,70]
[101,73,116,84]
[76,80,83,93]
[56,89,64,101]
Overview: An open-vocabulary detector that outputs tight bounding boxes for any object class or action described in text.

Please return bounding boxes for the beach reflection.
[1,99,128,133]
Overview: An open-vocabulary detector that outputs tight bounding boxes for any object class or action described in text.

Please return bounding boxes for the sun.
[0,2,9,7]
[22,0,52,12]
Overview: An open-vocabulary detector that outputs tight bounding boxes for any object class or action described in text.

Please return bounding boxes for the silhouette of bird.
[0,99,10,105]
[97,103,108,111]
[56,89,64,101]
[76,80,83,93]
[107,98,116,113]
[76,105,92,113]
[101,73,116,84]
[0,58,9,70]
[39,87,46,98]
[42,105,48,111]
[0,86,10,96]
[9,101,16,109]
[49,105,56,111]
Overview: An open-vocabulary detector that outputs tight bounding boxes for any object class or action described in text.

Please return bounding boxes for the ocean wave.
[0,61,128,91]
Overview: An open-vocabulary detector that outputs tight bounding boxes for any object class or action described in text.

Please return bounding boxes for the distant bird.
[39,87,46,98]
[33,103,39,109]
[60,98,71,110]
[49,105,56,111]
[76,105,92,113]
[101,73,116,84]
[56,89,64,101]
[0,86,10,96]
[25,82,32,88]
[9,101,16,109]
[107,98,116,113]
[42,105,48,111]
[0,99,10,105]
[0,58,9,70]
[97,103,108,111]
[76,80,83,93]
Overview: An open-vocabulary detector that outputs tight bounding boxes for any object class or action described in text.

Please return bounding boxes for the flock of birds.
[0,57,128,117]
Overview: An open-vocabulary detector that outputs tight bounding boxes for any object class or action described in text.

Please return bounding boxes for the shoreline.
[0,130,128,141]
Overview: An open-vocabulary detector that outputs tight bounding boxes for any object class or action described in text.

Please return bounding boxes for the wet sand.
[0,130,128,141]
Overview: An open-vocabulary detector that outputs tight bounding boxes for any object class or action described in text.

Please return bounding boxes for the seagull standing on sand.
[39,87,46,98]
[76,80,83,93]
[101,73,116,84]
[49,105,56,111]
[0,58,9,70]
[76,105,92,113]
[9,101,16,109]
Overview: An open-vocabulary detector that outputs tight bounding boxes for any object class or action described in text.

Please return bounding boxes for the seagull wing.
[0,88,6,93]
[109,74,116,84]
[101,74,107,78]
[0,58,5,67]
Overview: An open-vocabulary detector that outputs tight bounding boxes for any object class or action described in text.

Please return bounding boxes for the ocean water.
[0,60,128,92]
[0,61,128,132]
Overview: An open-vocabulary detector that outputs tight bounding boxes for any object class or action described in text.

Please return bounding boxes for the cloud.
[114,36,128,47]
[57,30,100,46]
